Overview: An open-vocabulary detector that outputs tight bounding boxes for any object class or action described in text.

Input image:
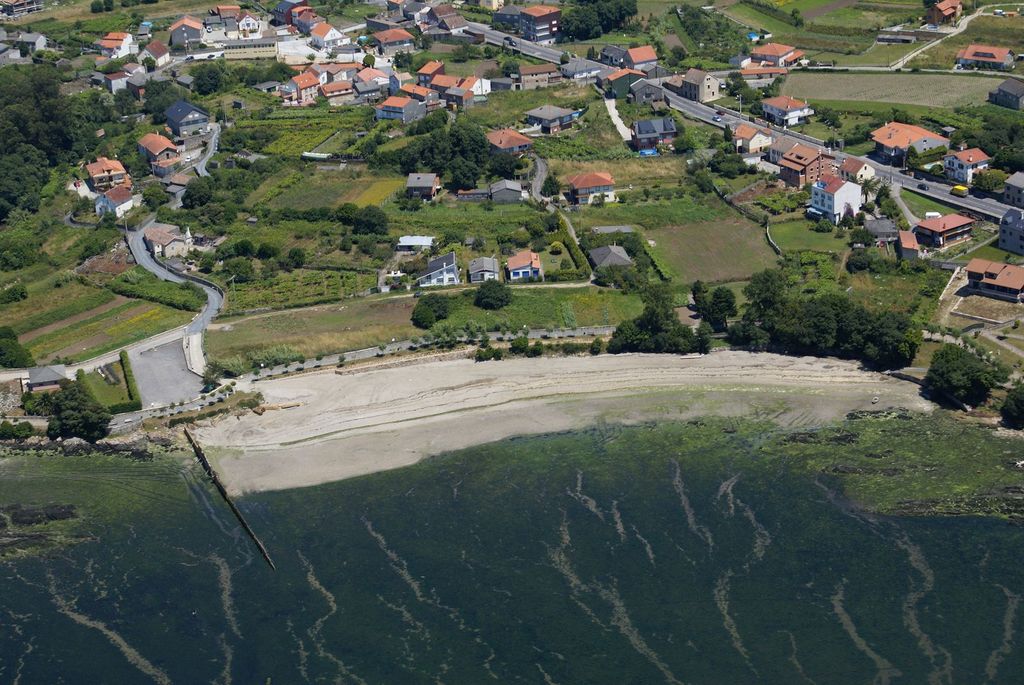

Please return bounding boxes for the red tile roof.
[291,72,320,90]
[428,73,460,89]
[899,230,918,251]
[519,63,559,75]
[486,128,532,150]
[605,68,644,82]
[507,250,541,270]
[373,28,414,43]
[400,83,435,98]
[626,45,657,64]
[320,81,353,96]
[946,147,990,164]
[310,23,338,38]
[957,44,1013,63]
[520,4,560,17]
[138,132,177,156]
[417,60,444,75]
[761,95,809,111]
[86,156,127,178]
[568,172,614,189]
[170,15,203,31]
[379,95,413,108]
[870,122,949,150]
[103,185,133,205]
[142,40,169,59]
[966,258,1024,291]
[751,42,795,58]
[839,157,868,175]
[818,174,846,194]
[916,214,974,234]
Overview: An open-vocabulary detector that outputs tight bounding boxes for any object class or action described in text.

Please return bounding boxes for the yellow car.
[950,185,969,197]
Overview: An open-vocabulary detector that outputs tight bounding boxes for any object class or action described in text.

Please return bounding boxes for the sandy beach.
[195,351,935,495]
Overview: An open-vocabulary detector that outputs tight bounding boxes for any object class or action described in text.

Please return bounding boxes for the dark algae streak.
[1,412,1024,683]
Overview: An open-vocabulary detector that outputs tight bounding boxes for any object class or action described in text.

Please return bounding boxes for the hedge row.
[114,350,142,413]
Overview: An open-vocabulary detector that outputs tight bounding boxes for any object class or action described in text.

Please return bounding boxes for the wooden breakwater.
[183,428,276,570]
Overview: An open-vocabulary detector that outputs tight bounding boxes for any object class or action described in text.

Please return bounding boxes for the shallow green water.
[2,415,1024,684]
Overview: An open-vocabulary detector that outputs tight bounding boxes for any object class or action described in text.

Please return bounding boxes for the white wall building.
[810,175,861,224]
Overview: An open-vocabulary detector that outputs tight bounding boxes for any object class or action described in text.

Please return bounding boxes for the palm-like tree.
[861,176,882,203]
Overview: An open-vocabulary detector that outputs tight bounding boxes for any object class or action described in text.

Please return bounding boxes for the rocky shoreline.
[0,433,174,460]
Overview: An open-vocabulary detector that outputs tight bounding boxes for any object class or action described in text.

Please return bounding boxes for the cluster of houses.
[0,27,48,65]
[409,247,542,287]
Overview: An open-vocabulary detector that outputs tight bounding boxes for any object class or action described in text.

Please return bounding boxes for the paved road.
[604,98,631,141]
[470,23,1015,222]
[530,154,549,201]
[129,339,204,408]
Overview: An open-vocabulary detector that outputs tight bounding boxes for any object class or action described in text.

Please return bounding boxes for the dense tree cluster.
[375,118,492,190]
[726,269,921,369]
[691,281,737,331]
[412,294,452,329]
[0,67,113,223]
[474,280,513,310]
[43,380,112,443]
[925,343,1008,407]
[1002,385,1024,429]
[0,326,33,369]
[608,285,696,354]
[561,0,639,40]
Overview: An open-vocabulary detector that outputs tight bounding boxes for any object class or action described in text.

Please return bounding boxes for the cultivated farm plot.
[220,269,377,316]
[26,302,192,364]
[548,157,686,189]
[782,72,1006,109]
[251,168,404,210]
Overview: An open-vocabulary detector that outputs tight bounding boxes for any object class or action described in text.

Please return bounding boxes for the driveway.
[604,97,632,141]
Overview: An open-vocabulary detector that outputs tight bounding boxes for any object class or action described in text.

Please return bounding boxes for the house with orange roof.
[944,147,990,184]
[86,157,130,191]
[778,143,833,187]
[624,45,658,70]
[399,83,442,110]
[487,128,533,156]
[898,230,919,260]
[310,22,348,50]
[567,172,615,205]
[914,214,974,249]
[357,66,390,87]
[94,184,139,218]
[507,250,544,281]
[732,123,773,154]
[600,68,644,98]
[809,174,861,224]
[761,95,814,127]
[319,80,354,104]
[927,0,962,25]
[417,60,445,85]
[965,258,1024,301]
[281,71,320,104]
[519,4,560,43]
[870,122,949,164]
[169,16,203,46]
[291,5,323,33]
[94,31,134,59]
[750,42,802,67]
[956,44,1015,71]
[139,40,170,67]
[376,95,426,123]
[838,158,875,184]
[372,28,415,56]
[425,72,461,93]
[137,133,180,177]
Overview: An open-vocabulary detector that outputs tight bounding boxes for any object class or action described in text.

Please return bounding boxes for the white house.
[397,235,435,252]
[310,22,348,51]
[94,185,139,218]
[95,31,134,59]
[809,175,861,224]
[838,157,875,184]
[143,224,193,258]
[944,147,990,185]
[760,95,814,127]
[417,252,460,287]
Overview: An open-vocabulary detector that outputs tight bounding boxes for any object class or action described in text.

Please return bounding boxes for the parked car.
[917,183,929,190]
[712,115,722,122]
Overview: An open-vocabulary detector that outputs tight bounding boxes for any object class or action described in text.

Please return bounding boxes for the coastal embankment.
[195,351,935,495]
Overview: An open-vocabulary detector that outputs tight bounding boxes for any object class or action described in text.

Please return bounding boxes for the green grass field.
[770,219,849,253]
[573,197,778,283]
[782,72,1006,109]
[466,84,596,129]
[900,190,959,218]
[81,363,132,410]
[443,286,643,331]
[0,281,116,335]
[249,167,404,210]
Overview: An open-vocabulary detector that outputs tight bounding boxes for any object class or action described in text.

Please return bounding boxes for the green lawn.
[770,219,849,253]
[574,197,778,283]
[81,363,132,410]
[955,243,1023,265]
[443,286,643,331]
[899,190,959,218]
[466,84,596,129]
